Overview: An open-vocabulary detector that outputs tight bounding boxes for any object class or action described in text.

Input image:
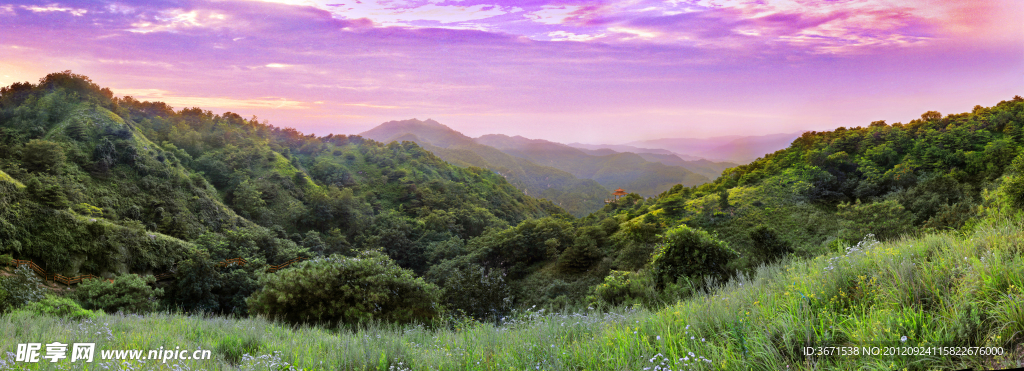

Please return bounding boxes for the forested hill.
[603,97,1024,271]
[0,72,563,284]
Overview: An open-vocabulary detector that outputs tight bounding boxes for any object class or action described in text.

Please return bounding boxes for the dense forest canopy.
[2,72,1023,325]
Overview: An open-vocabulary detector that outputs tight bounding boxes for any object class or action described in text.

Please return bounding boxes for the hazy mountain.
[633,154,736,180]
[567,143,702,160]
[628,132,804,163]
[475,134,709,196]
[361,119,611,216]
[566,144,737,180]
[361,119,717,213]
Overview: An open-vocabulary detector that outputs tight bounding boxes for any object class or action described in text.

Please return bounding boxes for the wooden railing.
[216,257,248,267]
[268,257,305,273]
[8,255,305,285]
[10,259,99,285]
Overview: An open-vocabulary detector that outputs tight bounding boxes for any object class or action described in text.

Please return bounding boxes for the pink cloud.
[0,0,1020,143]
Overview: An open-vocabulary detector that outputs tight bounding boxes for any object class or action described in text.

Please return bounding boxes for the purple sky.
[1,0,1021,143]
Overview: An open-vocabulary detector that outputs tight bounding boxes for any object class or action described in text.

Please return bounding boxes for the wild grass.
[3,216,1023,370]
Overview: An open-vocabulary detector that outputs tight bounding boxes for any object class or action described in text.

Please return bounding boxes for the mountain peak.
[360,118,473,147]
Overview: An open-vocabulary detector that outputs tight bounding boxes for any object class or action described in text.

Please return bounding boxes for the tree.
[22,139,66,174]
[164,252,221,313]
[247,251,441,326]
[650,225,737,288]
[718,188,730,210]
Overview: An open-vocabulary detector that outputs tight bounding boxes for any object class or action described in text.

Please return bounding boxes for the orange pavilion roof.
[612,188,627,196]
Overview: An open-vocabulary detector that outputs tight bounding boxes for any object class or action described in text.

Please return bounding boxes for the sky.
[0,0,1022,144]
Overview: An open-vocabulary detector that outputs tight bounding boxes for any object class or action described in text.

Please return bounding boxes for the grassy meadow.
[3,212,1023,370]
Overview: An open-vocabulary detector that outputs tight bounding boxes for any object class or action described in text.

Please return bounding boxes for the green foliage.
[593,270,659,306]
[426,258,511,321]
[748,225,792,265]
[836,199,915,241]
[650,225,737,287]
[557,225,607,273]
[213,266,261,316]
[1002,152,1024,211]
[75,274,163,314]
[216,335,262,365]
[25,174,69,209]
[247,251,441,326]
[0,265,46,311]
[23,294,96,319]
[21,139,66,174]
[468,217,575,279]
[164,251,221,313]
[72,202,103,217]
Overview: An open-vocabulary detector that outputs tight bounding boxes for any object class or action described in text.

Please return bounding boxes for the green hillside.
[0,72,564,314]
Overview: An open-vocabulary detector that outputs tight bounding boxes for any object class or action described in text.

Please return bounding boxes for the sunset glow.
[1,0,1021,143]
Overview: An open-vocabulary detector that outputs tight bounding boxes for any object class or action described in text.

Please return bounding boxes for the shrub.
[75,274,163,314]
[749,225,793,264]
[0,265,46,311]
[593,270,659,306]
[72,203,104,217]
[24,295,96,319]
[247,251,442,326]
[0,254,11,266]
[650,225,737,288]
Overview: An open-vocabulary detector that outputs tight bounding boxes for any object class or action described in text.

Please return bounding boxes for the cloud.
[112,88,310,110]
[547,30,605,42]
[128,8,231,33]
[524,5,607,27]
[21,4,88,16]
[248,0,512,26]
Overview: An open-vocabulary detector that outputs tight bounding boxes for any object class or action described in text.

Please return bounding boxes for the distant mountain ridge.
[361,119,611,216]
[565,143,737,180]
[360,119,716,215]
[474,133,709,196]
[626,132,804,163]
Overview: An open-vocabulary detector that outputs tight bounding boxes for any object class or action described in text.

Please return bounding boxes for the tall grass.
[2,217,1023,370]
